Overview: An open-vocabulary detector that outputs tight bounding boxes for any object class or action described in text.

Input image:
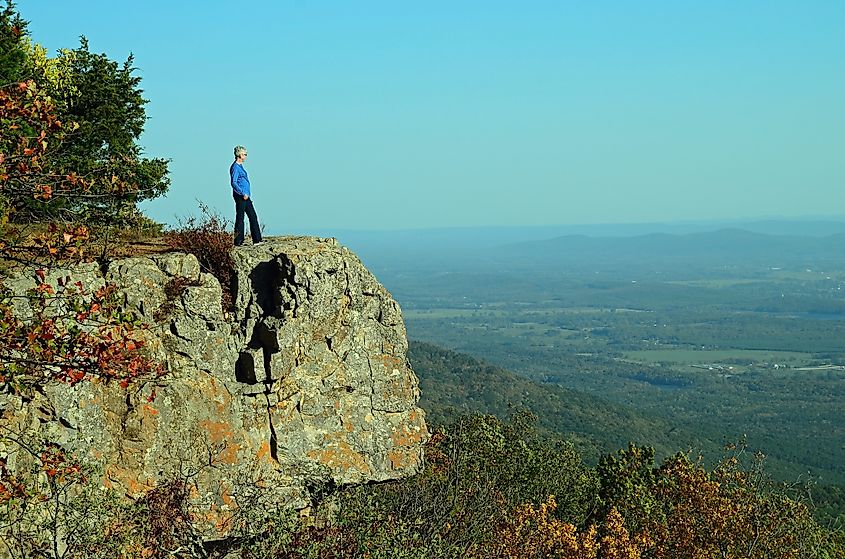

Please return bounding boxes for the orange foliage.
[38,442,84,484]
[643,454,813,559]
[491,496,648,559]
[600,508,652,559]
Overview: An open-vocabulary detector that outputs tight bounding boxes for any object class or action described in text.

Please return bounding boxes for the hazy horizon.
[287,216,845,250]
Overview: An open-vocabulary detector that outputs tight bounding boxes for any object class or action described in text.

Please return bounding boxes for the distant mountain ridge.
[282,219,845,274]
[296,218,845,246]
[497,228,845,273]
[506,227,845,250]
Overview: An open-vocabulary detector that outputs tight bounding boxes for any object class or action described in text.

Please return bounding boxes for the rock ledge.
[0,236,428,537]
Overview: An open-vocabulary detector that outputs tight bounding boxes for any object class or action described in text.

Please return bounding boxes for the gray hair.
[234,145,247,158]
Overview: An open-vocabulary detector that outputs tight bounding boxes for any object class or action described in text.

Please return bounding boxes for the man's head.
[234,145,248,161]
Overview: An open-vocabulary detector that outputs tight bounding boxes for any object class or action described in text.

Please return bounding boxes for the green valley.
[359,227,845,518]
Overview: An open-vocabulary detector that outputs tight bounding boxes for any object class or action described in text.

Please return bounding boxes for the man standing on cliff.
[230,145,263,246]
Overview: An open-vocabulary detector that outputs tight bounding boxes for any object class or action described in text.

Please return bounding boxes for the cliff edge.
[0,236,428,537]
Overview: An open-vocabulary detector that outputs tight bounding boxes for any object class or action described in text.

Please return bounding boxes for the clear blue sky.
[19,1,845,232]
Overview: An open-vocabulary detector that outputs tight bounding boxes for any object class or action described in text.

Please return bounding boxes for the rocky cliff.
[0,237,428,537]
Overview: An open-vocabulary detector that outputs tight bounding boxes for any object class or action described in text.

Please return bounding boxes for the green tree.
[595,444,665,535]
[0,1,26,84]
[1,1,169,226]
[29,37,169,224]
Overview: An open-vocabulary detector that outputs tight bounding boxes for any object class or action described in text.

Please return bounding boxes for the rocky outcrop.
[0,237,428,537]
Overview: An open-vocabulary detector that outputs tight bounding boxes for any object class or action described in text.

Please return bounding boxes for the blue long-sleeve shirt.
[230,162,251,197]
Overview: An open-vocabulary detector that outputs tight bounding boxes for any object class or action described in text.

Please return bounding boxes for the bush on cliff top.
[165,202,236,313]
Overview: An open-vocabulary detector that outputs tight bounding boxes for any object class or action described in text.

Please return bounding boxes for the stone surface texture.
[0,237,428,537]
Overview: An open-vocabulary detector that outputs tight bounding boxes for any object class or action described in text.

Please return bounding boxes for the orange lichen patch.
[217,443,240,465]
[136,401,160,439]
[256,440,272,462]
[200,420,234,444]
[388,448,421,470]
[376,354,404,371]
[307,439,371,474]
[199,420,241,465]
[390,415,428,448]
[197,504,235,536]
[126,476,153,495]
[103,464,154,496]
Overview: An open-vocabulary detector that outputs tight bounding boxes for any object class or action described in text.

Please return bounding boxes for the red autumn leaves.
[0,267,163,391]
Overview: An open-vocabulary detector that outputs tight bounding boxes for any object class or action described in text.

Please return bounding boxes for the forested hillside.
[409,340,845,525]
[409,341,717,463]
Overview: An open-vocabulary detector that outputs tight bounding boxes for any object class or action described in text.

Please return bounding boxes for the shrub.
[490,498,651,559]
[0,434,136,559]
[595,442,845,559]
[0,268,164,393]
[328,412,599,558]
[165,202,235,312]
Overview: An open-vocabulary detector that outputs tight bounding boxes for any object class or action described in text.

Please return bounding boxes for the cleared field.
[404,309,507,319]
[667,278,770,288]
[624,348,812,364]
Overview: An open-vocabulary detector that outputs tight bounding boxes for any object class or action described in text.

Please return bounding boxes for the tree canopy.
[0,0,169,226]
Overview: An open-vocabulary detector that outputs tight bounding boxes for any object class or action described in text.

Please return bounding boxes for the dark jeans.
[233,194,262,245]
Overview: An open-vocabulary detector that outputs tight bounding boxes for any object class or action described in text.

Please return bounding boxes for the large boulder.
[0,237,428,537]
